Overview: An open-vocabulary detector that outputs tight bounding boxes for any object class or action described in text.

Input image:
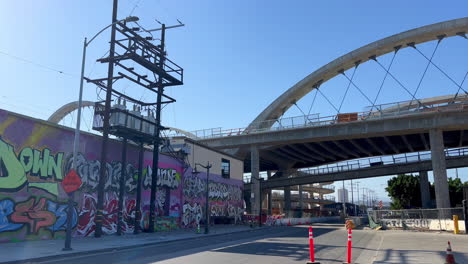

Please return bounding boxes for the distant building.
[337,188,349,203]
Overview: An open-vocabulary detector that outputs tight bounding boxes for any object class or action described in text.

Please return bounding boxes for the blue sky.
[0,1,467,201]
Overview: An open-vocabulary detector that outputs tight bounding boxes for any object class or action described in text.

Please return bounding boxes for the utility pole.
[148,23,166,233]
[95,0,119,238]
[350,180,354,215]
[86,0,183,237]
[342,180,346,217]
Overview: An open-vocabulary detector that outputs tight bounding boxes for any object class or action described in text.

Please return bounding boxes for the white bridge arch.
[248,17,468,131]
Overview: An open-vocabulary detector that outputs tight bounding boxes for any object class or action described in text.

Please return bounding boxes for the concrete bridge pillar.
[429,129,450,209]
[284,186,291,217]
[267,171,272,215]
[298,185,303,218]
[267,189,272,215]
[250,145,260,215]
[419,171,431,208]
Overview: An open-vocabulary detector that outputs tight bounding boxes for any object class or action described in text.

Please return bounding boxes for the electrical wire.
[129,0,143,16]
[0,50,77,77]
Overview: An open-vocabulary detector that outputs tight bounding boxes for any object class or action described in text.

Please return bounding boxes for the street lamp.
[72,15,139,170]
[63,15,139,252]
[194,162,212,234]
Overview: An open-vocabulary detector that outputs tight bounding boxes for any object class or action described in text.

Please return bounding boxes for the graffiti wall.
[0,109,243,243]
[182,173,244,227]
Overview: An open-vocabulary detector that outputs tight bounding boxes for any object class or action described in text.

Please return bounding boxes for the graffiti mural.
[182,202,203,227]
[0,197,77,235]
[0,109,243,243]
[143,166,181,189]
[0,137,64,195]
[381,218,430,229]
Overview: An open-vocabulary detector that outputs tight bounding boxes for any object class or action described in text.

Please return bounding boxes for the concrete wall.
[0,109,243,243]
[381,218,466,232]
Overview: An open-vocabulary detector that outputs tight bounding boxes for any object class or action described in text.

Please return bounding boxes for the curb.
[0,227,271,264]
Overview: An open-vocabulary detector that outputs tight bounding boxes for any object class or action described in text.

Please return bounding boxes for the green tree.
[448,177,468,207]
[385,174,421,209]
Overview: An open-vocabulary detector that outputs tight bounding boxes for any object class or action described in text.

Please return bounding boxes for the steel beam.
[281,146,318,162]
[420,133,429,150]
[304,143,335,160]
[460,130,465,147]
[274,148,310,163]
[289,145,325,162]
[401,135,415,152]
[349,139,373,156]
[365,138,386,155]
[384,136,400,154]
[318,142,348,159]
[333,140,360,158]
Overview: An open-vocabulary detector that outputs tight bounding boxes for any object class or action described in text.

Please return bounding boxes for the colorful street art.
[0,109,244,243]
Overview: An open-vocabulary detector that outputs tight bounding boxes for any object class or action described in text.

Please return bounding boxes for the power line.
[0,50,77,77]
[129,0,143,16]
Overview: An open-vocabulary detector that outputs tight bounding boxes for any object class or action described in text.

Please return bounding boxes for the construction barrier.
[345,219,355,230]
[344,228,353,264]
[307,226,320,264]
[372,208,466,232]
[445,241,456,264]
[264,216,340,226]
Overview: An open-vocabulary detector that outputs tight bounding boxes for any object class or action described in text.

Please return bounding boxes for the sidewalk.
[356,230,468,264]
[0,225,266,264]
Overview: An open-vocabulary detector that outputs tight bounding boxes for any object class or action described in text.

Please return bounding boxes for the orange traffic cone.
[445,241,456,264]
[287,219,292,226]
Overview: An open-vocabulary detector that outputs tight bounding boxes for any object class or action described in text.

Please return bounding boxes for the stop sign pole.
[62,169,82,251]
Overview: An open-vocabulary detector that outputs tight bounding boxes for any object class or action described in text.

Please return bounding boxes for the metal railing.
[242,147,468,184]
[184,99,468,139]
[291,147,468,177]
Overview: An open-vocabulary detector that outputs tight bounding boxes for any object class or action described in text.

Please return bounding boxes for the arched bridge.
[193,17,468,213]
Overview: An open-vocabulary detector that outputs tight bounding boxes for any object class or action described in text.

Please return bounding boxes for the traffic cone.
[288,219,292,226]
[445,241,456,264]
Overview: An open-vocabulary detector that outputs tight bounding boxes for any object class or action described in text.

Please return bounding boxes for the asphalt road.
[36,224,378,264]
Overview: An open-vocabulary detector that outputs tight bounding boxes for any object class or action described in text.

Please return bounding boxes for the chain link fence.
[371,208,466,232]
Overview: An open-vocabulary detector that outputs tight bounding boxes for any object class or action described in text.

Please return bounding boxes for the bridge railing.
[292,147,468,177]
[242,147,468,183]
[187,100,468,139]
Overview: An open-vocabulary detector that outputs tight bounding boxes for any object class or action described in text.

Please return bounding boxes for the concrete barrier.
[381,218,466,232]
[264,216,340,226]
[347,217,368,226]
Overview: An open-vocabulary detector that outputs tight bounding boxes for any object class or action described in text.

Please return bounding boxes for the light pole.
[63,15,139,251]
[342,180,347,217]
[195,162,212,234]
[72,15,139,171]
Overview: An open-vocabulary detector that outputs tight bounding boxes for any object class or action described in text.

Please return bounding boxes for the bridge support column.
[267,171,272,215]
[284,186,291,217]
[429,129,450,209]
[419,171,431,208]
[298,185,303,218]
[250,145,260,215]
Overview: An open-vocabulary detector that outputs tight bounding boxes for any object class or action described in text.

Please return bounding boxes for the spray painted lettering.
[143,166,180,189]
[0,138,64,194]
